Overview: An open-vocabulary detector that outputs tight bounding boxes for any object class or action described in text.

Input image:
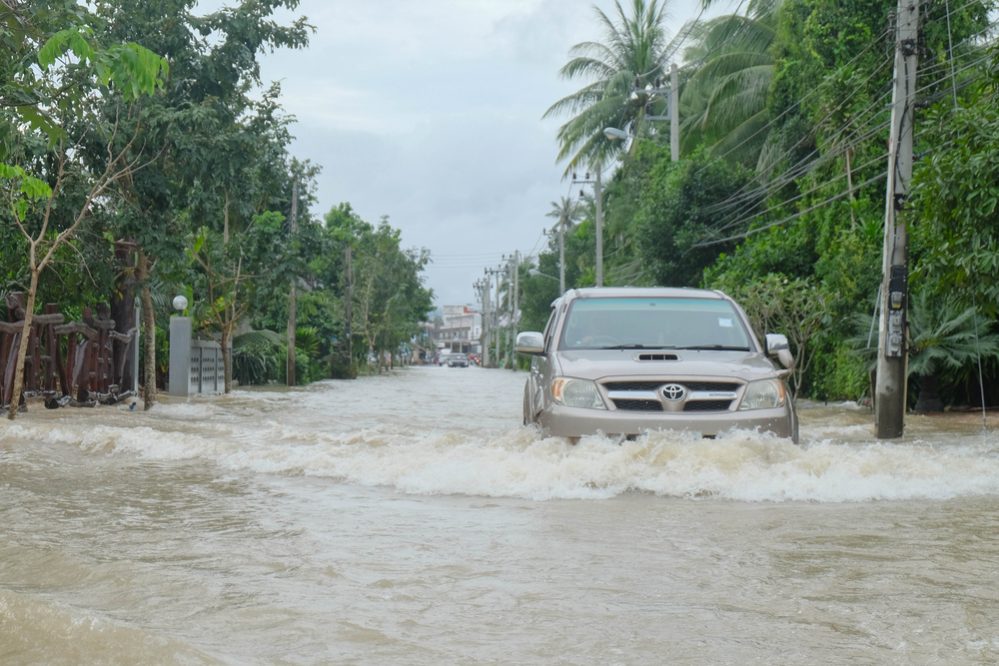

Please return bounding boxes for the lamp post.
[168,295,191,397]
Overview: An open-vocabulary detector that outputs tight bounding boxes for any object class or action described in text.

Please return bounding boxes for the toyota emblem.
[661,383,686,401]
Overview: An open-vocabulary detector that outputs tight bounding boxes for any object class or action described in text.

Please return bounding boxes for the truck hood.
[553,349,784,382]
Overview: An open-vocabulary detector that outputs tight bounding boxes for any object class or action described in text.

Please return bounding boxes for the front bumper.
[537,403,797,441]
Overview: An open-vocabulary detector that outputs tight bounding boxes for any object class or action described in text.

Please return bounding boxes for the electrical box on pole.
[876,0,918,439]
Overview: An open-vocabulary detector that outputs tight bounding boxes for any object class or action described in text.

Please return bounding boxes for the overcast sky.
[251,0,727,307]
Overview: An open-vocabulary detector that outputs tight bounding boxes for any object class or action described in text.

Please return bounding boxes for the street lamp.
[603,127,630,141]
[604,125,633,156]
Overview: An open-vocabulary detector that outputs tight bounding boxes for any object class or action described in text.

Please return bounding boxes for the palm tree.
[849,290,999,411]
[545,196,581,292]
[906,291,999,412]
[679,0,781,168]
[543,0,681,173]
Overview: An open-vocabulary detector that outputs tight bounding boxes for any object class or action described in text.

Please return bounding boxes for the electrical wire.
[688,4,997,225]
[690,39,997,246]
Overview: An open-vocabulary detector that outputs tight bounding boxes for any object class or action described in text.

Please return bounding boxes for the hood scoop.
[637,352,678,361]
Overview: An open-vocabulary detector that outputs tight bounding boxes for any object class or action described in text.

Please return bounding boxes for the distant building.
[434,305,482,357]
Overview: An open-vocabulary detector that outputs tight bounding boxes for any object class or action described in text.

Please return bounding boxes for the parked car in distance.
[446,353,469,368]
[515,287,798,443]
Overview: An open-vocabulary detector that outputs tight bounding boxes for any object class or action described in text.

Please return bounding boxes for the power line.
[691,41,997,243]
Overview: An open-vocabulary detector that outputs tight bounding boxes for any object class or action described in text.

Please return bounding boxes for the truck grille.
[602,380,741,413]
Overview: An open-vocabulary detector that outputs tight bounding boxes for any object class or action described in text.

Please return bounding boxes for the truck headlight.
[738,379,787,411]
[551,377,606,410]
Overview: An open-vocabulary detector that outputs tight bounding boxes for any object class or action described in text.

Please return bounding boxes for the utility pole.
[486,266,502,367]
[594,169,603,287]
[476,274,491,367]
[876,0,919,439]
[511,250,520,368]
[286,179,298,386]
[635,73,677,161]
[670,62,680,161]
[556,215,566,293]
[572,169,604,287]
[502,254,514,366]
[344,241,353,375]
[559,218,566,293]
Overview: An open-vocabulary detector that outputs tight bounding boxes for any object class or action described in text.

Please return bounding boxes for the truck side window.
[542,306,558,352]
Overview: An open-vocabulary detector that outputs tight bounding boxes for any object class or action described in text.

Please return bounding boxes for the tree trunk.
[6,273,39,420]
[221,324,232,393]
[286,283,296,386]
[138,251,157,410]
[111,241,139,392]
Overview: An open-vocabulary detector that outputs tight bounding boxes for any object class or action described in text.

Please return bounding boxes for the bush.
[232,330,283,385]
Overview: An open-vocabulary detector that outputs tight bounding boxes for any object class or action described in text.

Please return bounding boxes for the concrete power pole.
[487,266,502,367]
[286,179,299,386]
[594,170,604,287]
[573,170,604,287]
[511,251,520,368]
[557,215,566,294]
[670,62,679,161]
[875,0,919,439]
[479,271,492,367]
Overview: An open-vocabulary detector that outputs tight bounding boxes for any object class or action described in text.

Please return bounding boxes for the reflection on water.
[2,366,998,664]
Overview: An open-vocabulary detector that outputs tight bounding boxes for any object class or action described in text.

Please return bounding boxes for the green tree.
[2,8,167,419]
[545,196,581,292]
[187,210,299,392]
[906,291,999,412]
[600,138,670,285]
[713,273,829,394]
[543,0,678,172]
[90,0,313,405]
[637,149,751,286]
[324,209,433,374]
[680,0,780,166]
[909,57,999,316]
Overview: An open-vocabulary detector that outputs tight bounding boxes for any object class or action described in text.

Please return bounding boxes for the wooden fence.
[0,293,137,409]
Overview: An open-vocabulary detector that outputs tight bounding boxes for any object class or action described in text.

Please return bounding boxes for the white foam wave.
[8,367,999,504]
[15,417,998,502]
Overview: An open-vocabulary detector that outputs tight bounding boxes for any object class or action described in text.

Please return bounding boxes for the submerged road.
[2,365,998,664]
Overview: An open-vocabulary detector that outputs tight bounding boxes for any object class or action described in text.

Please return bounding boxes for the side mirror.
[765,333,795,369]
[515,331,545,355]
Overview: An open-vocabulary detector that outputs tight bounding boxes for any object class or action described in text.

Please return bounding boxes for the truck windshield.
[559,297,752,351]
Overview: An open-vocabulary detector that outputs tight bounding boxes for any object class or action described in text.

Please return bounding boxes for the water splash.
[7,368,998,503]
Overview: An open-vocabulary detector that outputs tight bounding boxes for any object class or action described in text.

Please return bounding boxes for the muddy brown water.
[2,366,998,664]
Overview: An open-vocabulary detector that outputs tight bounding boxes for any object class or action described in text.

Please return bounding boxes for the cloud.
[252,0,715,305]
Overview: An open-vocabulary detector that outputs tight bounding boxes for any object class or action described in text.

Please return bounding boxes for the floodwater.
[2,366,998,665]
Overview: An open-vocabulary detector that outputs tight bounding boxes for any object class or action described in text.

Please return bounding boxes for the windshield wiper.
[597,343,751,351]
[675,344,751,351]
[599,343,651,350]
